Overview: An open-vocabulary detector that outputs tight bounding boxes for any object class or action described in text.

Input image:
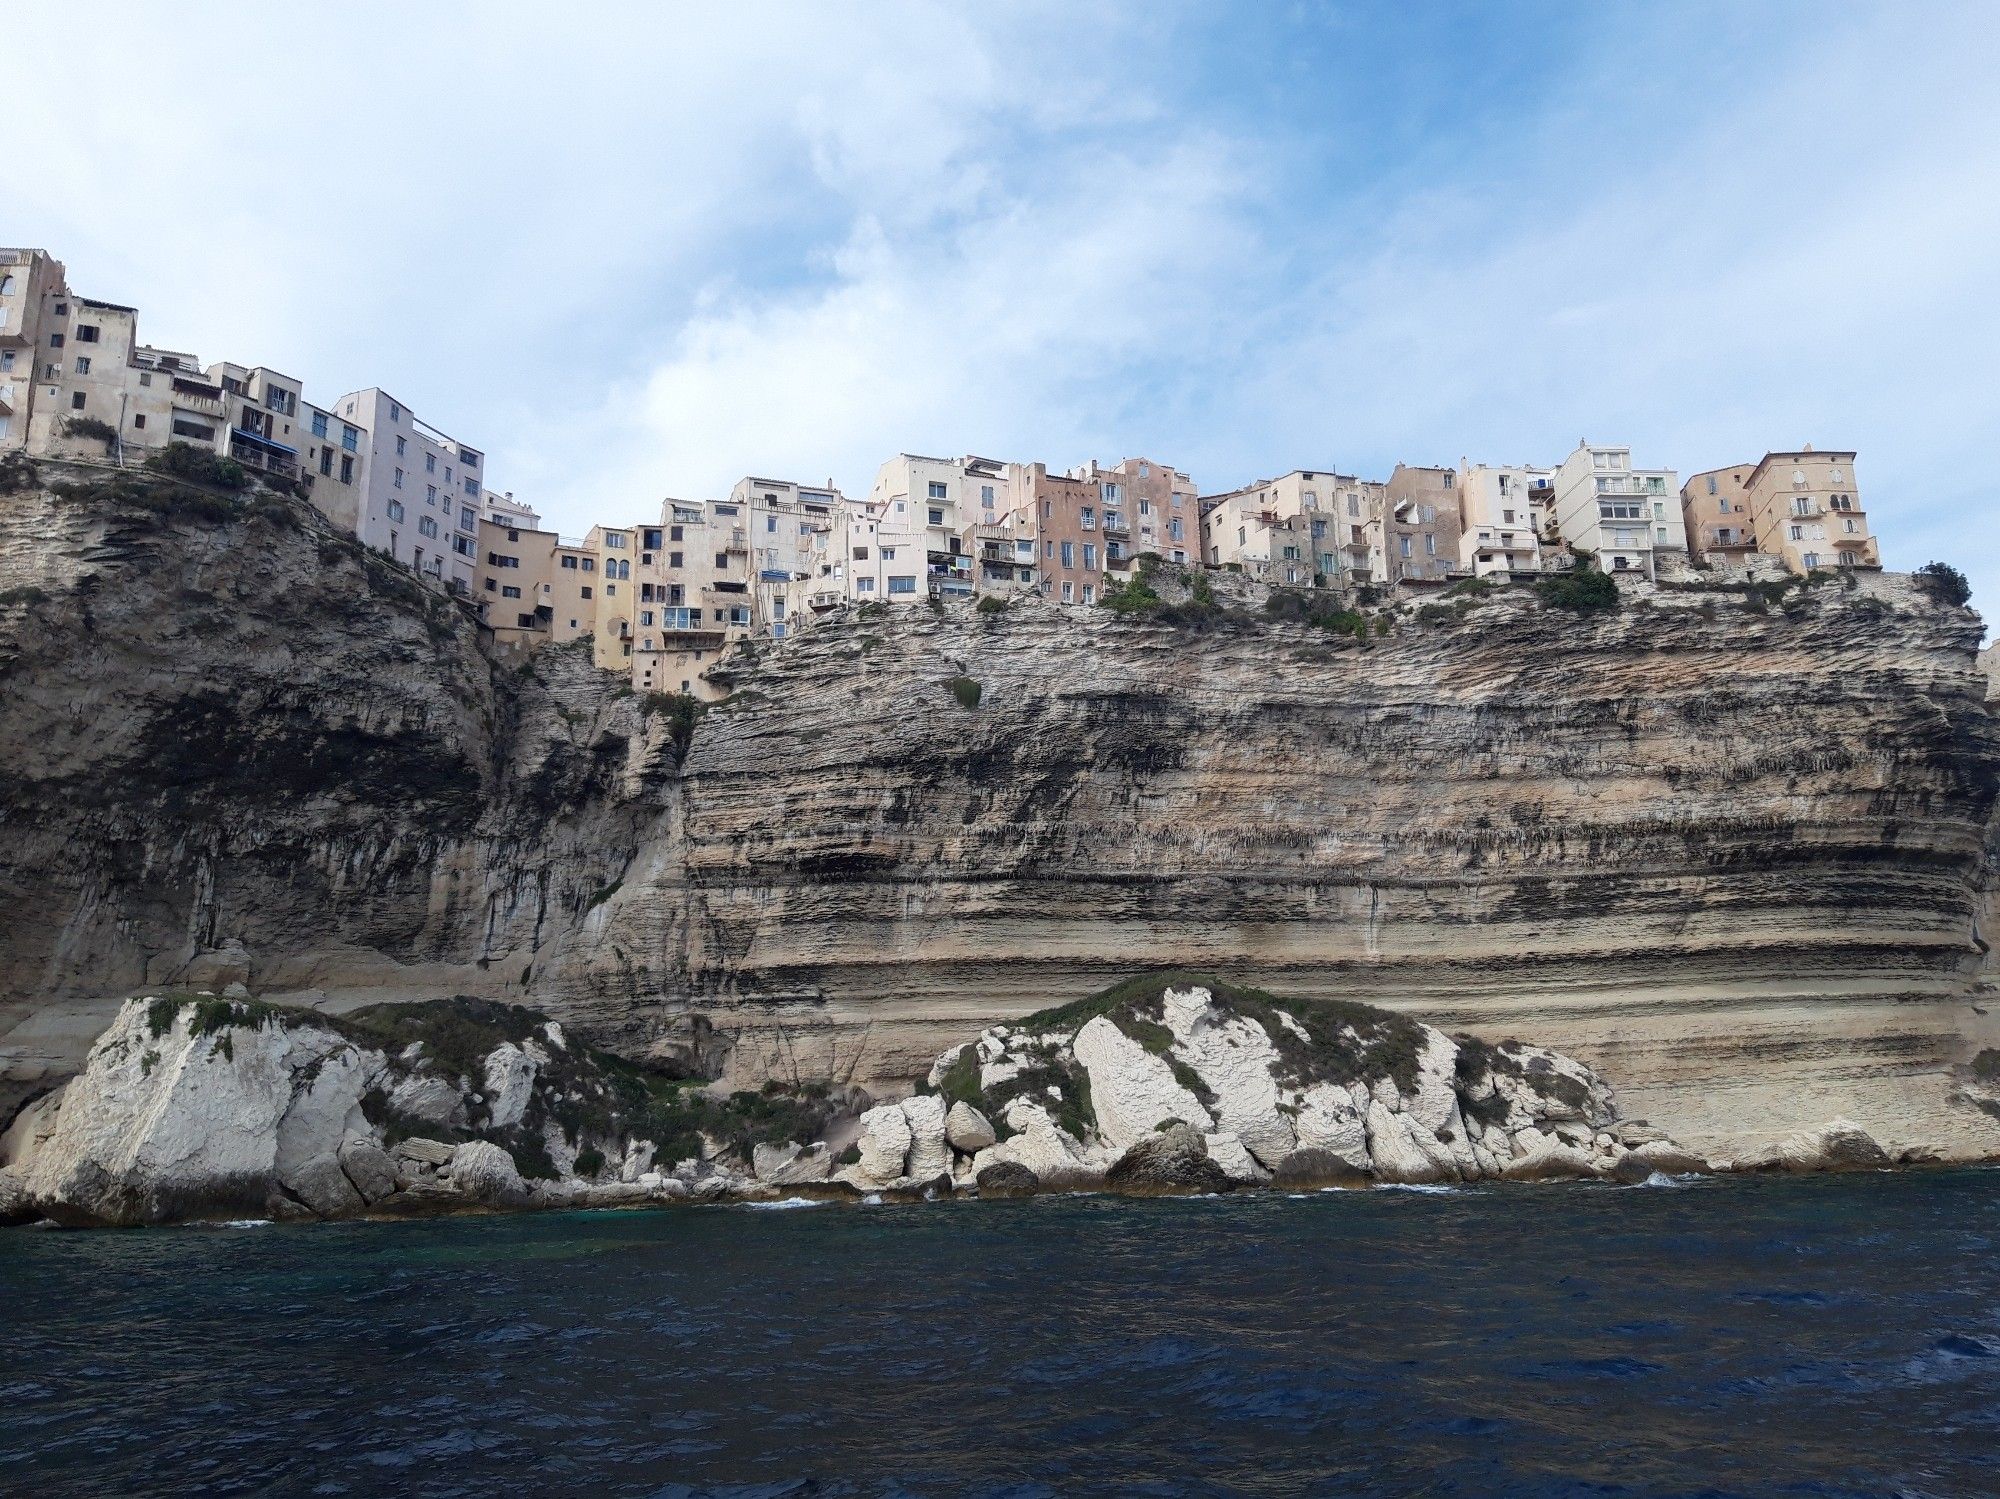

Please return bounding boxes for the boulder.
[0,1167,35,1226]
[479,1044,538,1130]
[1105,1124,1234,1194]
[386,1072,465,1130]
[1204,1132,1272,1185]
[974,1160,1040,1198]
[393,1136,457,1169]
[1156,992,1294,1168]
[944,1101,996,1153]
[1292,1084,1370,1170]
[1071,1016,1211,1150]
[854,1103,913,1184]
[1271,1147,1371,1189]
[1501,1141,1602,1182]
[14,998,383,1227]
[900,1093,952,1180]
[1742,1118,1891,1174]
[338,1139,401,1203]
[754,1140,834,1185]
[447,1140,528,1207]
[1365,1101,1451,1185]
[620,1139,658,1183]
[1616,1139,1709,1180]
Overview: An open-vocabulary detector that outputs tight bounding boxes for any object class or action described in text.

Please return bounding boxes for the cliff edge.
[1,459,1997,1166]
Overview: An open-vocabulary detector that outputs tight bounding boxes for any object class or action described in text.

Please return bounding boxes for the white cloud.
[6,1,1996,627]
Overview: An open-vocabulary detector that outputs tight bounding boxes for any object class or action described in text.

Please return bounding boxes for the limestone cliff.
[1,461,1997,1165]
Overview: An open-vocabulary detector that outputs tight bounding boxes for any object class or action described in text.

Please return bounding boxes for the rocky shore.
[0,978,1931,1229]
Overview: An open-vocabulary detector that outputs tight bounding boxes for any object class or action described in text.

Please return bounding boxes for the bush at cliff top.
[144,440,251,491]
[1536,565,1619,612]
[62,415,119,444]
[1916,561,1972,607]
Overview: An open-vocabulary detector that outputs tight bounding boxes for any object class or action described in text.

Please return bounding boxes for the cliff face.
[1,464,1997,1162]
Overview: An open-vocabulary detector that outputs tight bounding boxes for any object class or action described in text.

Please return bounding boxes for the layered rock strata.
[1,464,1997,1167]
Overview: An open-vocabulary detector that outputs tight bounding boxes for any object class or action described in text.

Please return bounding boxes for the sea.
[3,1168,1996,1497]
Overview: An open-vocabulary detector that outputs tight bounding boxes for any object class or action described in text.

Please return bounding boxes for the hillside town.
[3,246,1883,699]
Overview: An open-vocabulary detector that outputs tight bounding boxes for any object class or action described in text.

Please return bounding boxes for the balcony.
[229,431,299,478]
[807,589,845,611]
[1103,516,1131,535]
[1697,526,1757,551]
[726,526,749,551]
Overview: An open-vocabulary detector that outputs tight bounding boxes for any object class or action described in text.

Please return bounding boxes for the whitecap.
[741,1197,826,1211]
[217,1219,273,1228]
[1374,1183,1458,1194]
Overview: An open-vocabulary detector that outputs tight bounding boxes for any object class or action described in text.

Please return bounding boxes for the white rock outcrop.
[900,1093,952,1180]
[480,1043,538,1130]
[1072,1016,1211,1149]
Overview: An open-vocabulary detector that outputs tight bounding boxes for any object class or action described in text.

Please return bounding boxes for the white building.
[1549,442,1684,577]
[1457,462,1554,578]
[330,388,497,593]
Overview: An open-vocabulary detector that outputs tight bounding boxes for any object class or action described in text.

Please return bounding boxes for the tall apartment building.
[864,454,1033,602]
[1456,463,1552,578]
[1681,449,1878,574]
[1382,465,1465,585]
[727,475,844,639]
[630,499,755,698]
[475,518,600,651]
[1549,442,1685,577]
[328,389,493,593]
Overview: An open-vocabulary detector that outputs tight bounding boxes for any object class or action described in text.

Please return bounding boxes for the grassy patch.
[1536,564,1619,611]
[975,595,1010,615]
[947,675,982,708]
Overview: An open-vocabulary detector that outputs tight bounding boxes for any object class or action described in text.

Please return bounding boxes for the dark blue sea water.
[4,1170,1998,1498]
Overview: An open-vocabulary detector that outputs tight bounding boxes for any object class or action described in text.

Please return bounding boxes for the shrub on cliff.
[1536,563,1619,612]
[947,675,982,708]
[144,440,250,491]
[61,415,119,444]
[0,452,36,493]
[1916,561,1972,608]
[638,691,705,752]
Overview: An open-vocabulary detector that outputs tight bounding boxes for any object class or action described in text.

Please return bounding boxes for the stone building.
[1382,464,1466,586]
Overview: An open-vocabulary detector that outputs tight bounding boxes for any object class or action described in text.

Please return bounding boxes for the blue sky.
[9,1,2000,626]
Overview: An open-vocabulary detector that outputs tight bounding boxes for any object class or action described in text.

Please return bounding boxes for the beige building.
[1456,463,1552,578]
[864,454,1029,602]
[1199,469,1345,585]
[725,475,845,639]
[1549,441,1685,578]
[1683,449,1878,573]
[1382,464,1466,586]
[629,498,756,699]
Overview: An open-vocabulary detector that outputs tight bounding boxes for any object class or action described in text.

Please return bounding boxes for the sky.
[9,1,2000,626]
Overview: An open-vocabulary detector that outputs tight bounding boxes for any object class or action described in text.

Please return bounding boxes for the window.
[579,585,593,599]
[1706,476,1718,495]
[1059,541,1076,568]
[73,324,99,343]
[1791,497,1813,516]
[1169,518,1183,541]
[604,533,626,548]
[1802,552,1821,569]
[133,414,146,429]
[340,455,354,483]
[502,585,522,599]
[387,500,406,522]
[981,484,995,505]
[882,546,897,560]
[49,333,64,348]
[1082,543,1097,569]
[395,435,407,456]
[888,576,917,595]
[342,425,358,452]
[1347,494,1359,517]
[669,551,684,568]
[425,453,436,473]
[394,468,404,488]
[928,481,947,499]
[1656,527,1670,543]
[460,507,476,530]
[928,507,944,526]
[312,411,328,438]
[1424,534,1436,556]
[70,391,86,410]
[389,401,402,423]
[73,356,90,374]
[1399,535,1412,558]
[856,577,876,593]
[1789,524,1804,541]
[1081,507,1096,530]
[1062,581,1074,603]
[419,516,439,539]
[852,546,870,561]
[427,484,438,504]
[454,535,475,558]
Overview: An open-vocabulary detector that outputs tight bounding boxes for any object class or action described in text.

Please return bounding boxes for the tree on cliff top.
[1916,561,1972,608]
[1535,560,1620,612]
